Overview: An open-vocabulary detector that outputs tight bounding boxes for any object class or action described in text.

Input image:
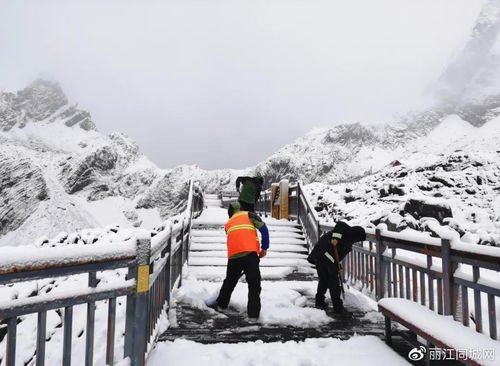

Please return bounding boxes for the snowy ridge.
[0,82,239,246]
[1,78,500,254]
[0,80,95,132]
[304,128,500,247]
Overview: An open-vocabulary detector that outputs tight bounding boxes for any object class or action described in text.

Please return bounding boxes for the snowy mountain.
[250,0,500,246]
[0,80,242,246]
[301,116,500,246]
[2,75,500,249]
[435,0,500,107]
[253,104,499,185]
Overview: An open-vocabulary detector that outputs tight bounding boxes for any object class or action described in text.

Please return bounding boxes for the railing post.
[375,229,387,301]
[85,272,98,366]
[296,182,301,224]
[129,238,152,366]
[316,221,321,246]
[6,317,17,366]
[124,267,137,360]
[179,220,185,288]
[441,238,457,317]
[166,227,173,306]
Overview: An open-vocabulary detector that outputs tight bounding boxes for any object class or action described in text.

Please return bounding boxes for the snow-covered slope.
[253,108,500,186]
[0,81,241,246]
[1,76,499,248]
[303,116,500,246]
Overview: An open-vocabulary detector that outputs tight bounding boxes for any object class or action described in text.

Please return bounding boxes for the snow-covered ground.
[173,276,381,328]
[148,336,409,366]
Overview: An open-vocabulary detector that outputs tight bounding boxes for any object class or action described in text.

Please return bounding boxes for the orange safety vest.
[224,211,260,258]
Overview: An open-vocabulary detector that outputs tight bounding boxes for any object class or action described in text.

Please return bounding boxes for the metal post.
[36,311,47,366]
[384,316,392,345]
[316,221,321,247]
[124,266,137,359]
[296,182,301,224]
[427,256,435,310]
[63,306,73,366]
[131,238,152,366]
[441,239,457,316]
[85,272,98,366]
[179,220,185,288]
[106,298,116,365]
[6,317,17,366]
[473,266,483,333]
[375,229,386,300]
[167,224,173,298]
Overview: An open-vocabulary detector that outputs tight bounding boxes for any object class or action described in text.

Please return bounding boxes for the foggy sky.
[0,0,484,169]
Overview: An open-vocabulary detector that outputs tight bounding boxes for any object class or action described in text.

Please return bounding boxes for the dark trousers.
[315,262,343,309]
[216,252,261,318]
[238,200,255,213]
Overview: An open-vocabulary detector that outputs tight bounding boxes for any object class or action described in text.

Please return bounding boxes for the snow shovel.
[333,245,346,300]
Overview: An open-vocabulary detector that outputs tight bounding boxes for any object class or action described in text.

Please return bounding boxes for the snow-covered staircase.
[188,194,313,280]
[160,193,401,355]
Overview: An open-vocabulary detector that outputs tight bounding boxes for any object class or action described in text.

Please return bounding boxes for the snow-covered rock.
[0,81,191,246]
[0,149,48,236]
[304,148,500,246]
[0,79,95,132]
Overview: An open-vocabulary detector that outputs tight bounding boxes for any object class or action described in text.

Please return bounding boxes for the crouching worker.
[207,202,269,322]
[307,221,366,314]
[235,176,264,212]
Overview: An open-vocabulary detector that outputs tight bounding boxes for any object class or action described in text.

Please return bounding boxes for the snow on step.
[191,226,302,236]
[189,205,311,278]
[262,217,302,226]
[190,243,308,253]
[192,222,301,231]
[188,266,294,280]
[205,201,221,207]
[189,257,310,267]
[191,230,304,239]
[204,196,221,208]
[192,237,306,245]
[190,251,307,259]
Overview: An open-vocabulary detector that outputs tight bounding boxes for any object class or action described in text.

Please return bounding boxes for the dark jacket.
[235,176,264,204]
[307,222,366,269]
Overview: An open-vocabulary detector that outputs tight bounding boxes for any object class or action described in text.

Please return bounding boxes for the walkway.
[154,195,418,365]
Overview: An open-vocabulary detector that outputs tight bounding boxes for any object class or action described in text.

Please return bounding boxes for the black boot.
[332,298,344,314]
[315,295,328,310]
[333,304,345,314]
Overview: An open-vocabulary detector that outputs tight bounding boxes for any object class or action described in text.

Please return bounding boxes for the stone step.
[187,266,295,280]
[191,237,307,245]
[159,302,383,344]
[261,219,302,228]
[190,251,308,259]
[192,224,302,233]
[190,243,308,253]
[188,257,311,267]
[191,230,304,239]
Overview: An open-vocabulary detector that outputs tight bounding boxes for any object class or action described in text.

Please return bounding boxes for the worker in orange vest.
[206,201,270,322]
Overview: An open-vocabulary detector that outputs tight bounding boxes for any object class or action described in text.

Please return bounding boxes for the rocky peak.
[16,80,68,122]
[0,79,97,132]
[323,123,379,146]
